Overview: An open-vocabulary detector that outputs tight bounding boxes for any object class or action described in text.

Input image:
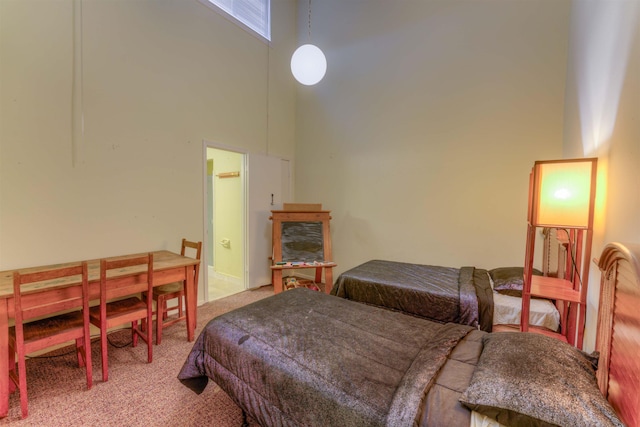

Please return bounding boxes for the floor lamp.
[522,158,597,348]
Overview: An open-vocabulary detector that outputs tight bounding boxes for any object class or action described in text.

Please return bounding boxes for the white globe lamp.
[290,44,327,86]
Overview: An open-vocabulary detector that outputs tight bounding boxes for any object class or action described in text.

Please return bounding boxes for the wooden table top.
[0,250,200,299]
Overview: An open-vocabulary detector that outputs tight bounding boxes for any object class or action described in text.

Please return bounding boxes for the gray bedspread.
[330,260,494,332]
[178,288,483,427]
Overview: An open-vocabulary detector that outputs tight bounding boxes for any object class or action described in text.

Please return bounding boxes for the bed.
[178,242,640,427]
[329,260,560,332]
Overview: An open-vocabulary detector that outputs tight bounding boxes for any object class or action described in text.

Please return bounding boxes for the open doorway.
[206,147,246,300]
[203,142,292,303]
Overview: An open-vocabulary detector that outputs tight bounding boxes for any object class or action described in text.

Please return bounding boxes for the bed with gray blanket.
[178,288,623,427]
[330,260,494,332]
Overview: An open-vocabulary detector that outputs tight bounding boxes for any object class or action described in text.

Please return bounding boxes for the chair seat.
[11,311,84,343]
[154,282,183,295]
[90,297,147,321]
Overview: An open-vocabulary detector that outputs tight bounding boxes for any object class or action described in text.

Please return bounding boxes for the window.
[202,0,270,41]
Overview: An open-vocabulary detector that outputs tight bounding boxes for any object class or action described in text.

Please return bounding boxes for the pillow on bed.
[489,267,542,297]
[459,333,623,427]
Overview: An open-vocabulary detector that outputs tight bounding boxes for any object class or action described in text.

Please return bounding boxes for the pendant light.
[291,0,326,85]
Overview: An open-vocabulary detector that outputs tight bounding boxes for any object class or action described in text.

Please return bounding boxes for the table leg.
[0,299,9,418]
[184,265,196,342]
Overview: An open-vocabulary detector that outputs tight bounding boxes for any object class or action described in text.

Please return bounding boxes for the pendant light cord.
[308,0,312,41]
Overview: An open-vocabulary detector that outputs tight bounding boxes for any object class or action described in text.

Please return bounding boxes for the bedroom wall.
[562,0,640,351]
[0,0,297,299]
[293,0,571,275]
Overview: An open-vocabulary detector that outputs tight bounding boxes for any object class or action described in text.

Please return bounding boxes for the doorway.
[206,147,246,301]
[203,142,292,303]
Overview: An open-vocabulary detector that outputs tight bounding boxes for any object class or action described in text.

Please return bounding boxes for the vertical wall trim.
[71,0,84,167]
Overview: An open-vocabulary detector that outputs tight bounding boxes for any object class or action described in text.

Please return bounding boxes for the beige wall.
[0,0,297,302]
[294,0,570,274]
[562,0,640,351]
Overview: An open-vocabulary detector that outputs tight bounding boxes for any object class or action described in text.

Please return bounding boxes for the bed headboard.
[596,242,640,427]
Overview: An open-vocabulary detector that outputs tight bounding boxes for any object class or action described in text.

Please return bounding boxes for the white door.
[246,154,291,289]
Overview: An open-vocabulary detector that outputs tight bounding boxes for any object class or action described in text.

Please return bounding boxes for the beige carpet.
[0,286,274,426]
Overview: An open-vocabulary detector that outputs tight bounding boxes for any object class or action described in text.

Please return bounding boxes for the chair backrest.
[13,261,89,329]
[181,239,202,286]
[99,253,153,303]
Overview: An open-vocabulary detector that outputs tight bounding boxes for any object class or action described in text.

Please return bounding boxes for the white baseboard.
[208,266,243,288]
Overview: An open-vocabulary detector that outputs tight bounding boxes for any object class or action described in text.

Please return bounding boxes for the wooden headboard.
[596,242,640,427]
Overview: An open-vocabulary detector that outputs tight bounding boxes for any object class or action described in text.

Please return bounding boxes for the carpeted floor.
[0,286,274,426]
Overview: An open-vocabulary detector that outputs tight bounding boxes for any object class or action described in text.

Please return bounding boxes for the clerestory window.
[201,0,271,41]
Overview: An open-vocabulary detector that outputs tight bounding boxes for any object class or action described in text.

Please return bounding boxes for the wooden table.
[0,250,200,418]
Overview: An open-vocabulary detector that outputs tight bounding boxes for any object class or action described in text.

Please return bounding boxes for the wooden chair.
[150,239,201,344]
[9,262,93,419]
[89,253,153,382]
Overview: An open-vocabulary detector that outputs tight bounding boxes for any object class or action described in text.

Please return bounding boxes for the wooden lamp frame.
[522,158,597,348]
